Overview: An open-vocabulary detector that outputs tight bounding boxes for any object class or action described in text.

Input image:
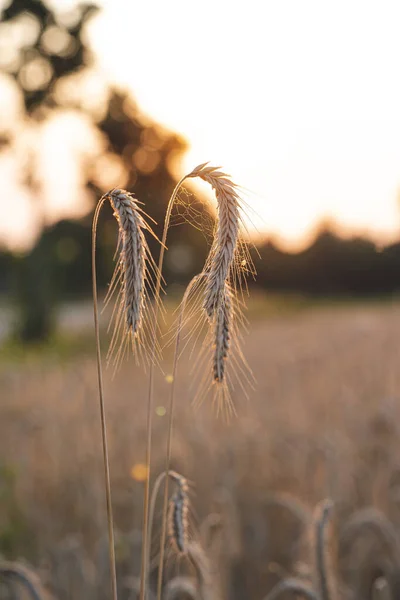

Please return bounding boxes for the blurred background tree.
[1,0,400,345]
[0,0,210,342]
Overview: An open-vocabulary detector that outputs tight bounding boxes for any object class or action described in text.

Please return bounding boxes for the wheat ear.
[0,560,47,600]
[311,499,337,600]
[213,282,232,384]
[186,163,244,318]
[104,189,161,369]
[167,475,190,555]
[192,277,251,417]
[263,578,319,600]
[180,164,253,415]
[109,192,146,332]
[147,470,188,586]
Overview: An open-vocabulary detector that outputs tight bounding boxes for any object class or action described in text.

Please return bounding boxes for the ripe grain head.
[101,188,161,370]
[167,473,190,556]
[186,163,254,319]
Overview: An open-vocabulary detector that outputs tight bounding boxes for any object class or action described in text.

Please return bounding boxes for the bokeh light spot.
[41,26,76,58]
[19,56,53,92]
[133,147,160,174]
[130,463,148,482]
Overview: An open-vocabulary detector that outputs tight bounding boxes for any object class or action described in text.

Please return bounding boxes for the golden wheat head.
[187,163,253,318]
[168,473,190,556]
[174,164,255,414]
[213,282,232,384]
[99,188,160,369]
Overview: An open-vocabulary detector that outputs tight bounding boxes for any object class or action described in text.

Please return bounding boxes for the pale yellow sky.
[2,0,400,250]
[87,0,400,249]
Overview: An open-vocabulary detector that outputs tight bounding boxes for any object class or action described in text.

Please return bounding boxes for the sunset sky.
[2,0,400,250]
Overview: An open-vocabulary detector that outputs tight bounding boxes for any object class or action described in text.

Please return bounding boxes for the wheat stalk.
[147,470,188,587]
[311,499,337,600]
[92,188,154,600]
[105,189,160,369]
[157,274,205,599]
[139,171,191,600]
[152,163,252,599]
[92,198,118,600]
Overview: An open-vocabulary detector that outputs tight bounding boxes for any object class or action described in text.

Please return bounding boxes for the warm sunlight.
[4,5,400,592]
[87,0,400,249]
[2,0,400,250]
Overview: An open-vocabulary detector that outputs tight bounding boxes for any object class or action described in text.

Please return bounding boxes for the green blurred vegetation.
[0,0,210,343]
[0,464,32,559]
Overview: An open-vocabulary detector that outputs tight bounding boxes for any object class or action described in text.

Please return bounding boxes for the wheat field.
[1,298,400,599]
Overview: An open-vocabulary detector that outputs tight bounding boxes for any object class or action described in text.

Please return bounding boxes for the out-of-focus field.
[2,297,400,599]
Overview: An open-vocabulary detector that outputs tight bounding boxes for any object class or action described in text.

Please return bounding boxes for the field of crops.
[1,299,400,599]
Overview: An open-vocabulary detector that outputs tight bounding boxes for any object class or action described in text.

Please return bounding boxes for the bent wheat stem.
[140,174,190,600]
[93,189,153,600]
[312,499,336,600]
[145,163,252,598]
[92,197,118,600]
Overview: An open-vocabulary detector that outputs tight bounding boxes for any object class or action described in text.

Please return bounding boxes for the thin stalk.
[147,471,169,571]
[313,500,335,600]
[146,469,179,584]
[156,274,204,600]
[139,175,189,600]
[92,198,118,600]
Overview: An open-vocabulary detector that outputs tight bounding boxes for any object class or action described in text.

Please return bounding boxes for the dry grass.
[2,299,400,598]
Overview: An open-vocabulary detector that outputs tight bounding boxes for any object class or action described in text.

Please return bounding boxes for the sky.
[2,0,400,250]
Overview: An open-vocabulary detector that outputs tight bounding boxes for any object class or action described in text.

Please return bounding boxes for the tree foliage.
[0,0,209,341]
